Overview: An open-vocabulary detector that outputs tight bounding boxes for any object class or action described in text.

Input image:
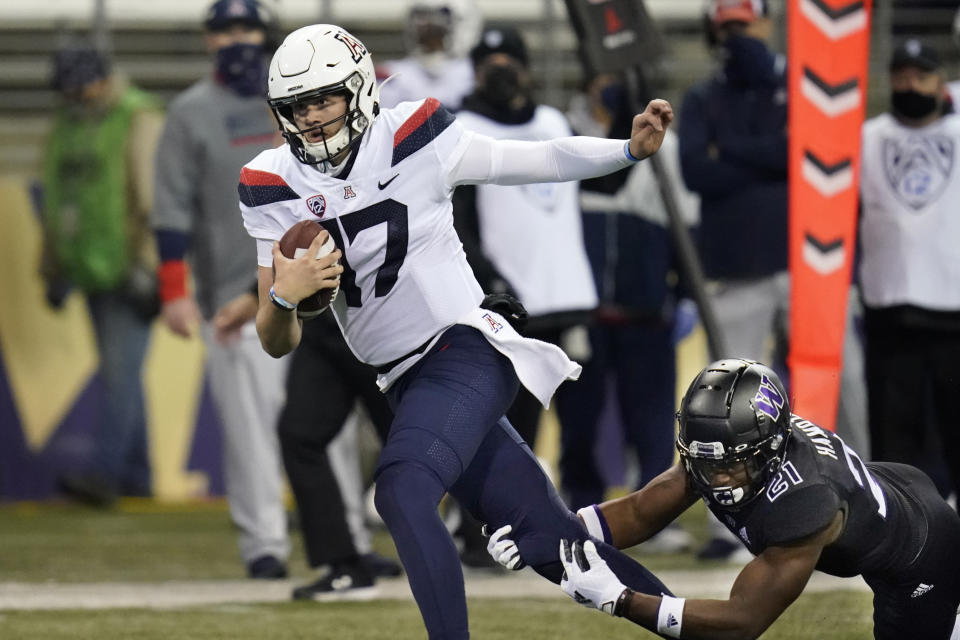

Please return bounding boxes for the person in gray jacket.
[151,0,290,579]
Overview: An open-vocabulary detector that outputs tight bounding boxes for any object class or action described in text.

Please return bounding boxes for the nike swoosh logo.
[378,174,399,190]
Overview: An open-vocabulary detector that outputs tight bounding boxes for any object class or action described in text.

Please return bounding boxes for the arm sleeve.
[447,132,635,188]
[678,88,765,198]
[151,105,198,234]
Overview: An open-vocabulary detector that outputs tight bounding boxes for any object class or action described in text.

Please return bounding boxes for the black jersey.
[708,415,926,580]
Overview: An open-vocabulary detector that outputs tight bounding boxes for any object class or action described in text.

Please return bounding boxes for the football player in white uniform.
[240,24,674,638]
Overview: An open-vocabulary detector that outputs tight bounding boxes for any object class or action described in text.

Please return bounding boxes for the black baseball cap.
[470,26,529,68]
[204,0,268,32]
[890,39,941,72]
[51,44,110,92]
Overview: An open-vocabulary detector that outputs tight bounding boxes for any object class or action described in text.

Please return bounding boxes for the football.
[275,220,339,319]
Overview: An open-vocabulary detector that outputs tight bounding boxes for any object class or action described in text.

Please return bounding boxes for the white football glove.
[484,524,525,570]
[560,539,627,616]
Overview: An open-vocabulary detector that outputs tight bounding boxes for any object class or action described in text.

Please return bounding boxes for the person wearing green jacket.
[40,43,164,506]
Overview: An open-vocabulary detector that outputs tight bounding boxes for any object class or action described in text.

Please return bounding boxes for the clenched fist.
[628,99,674,161]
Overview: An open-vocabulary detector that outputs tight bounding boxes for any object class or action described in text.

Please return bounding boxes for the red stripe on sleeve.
[393,98,440,148]
[239,167,291,187]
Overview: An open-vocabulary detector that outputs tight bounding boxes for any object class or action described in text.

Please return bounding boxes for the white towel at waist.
[375,308,582,408]
[457,307,581,408]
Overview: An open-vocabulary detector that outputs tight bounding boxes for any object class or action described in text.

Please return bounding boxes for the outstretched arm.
[561,511,844,639]
[594,463,699,549]
[448,99,674,188]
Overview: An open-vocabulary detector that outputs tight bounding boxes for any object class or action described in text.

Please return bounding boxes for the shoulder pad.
[757,484,840,546]
[389,97,455,167]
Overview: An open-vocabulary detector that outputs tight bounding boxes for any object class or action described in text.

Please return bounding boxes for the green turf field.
[0,502,874,638]
[0,593,875,640]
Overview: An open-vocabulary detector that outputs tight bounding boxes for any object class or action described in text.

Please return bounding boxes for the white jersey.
[455,106,598,316]
[241,98,638,394]
[859,112,960,310]
[377,57,474,111]
[241,98,483,367]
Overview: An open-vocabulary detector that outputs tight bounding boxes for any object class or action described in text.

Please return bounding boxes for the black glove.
[480,292,528,334]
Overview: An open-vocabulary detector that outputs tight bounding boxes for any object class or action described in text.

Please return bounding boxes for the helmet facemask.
[678,428,787,508]
[269,71,370,165]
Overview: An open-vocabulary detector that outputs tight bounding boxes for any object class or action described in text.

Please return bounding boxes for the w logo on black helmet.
[754,374,785,422]
[335,31,367,63]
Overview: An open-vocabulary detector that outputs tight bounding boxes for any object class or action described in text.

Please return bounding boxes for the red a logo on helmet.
[335,31,367,64]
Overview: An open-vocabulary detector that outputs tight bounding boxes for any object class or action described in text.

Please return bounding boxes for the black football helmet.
[677,359,791,509]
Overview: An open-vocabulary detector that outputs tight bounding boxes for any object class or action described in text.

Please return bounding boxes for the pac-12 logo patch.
[482,313,504,333]
[306,194,326,217]
[883,135,955,210]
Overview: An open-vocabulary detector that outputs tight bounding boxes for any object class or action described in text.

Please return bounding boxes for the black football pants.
[864,309,960,502]
[278,315,393,569]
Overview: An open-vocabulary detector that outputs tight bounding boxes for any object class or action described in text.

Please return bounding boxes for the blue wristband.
[624,140,641,162]
[269,286,297,311]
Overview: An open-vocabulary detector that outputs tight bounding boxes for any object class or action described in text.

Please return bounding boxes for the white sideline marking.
[0,569,867,611]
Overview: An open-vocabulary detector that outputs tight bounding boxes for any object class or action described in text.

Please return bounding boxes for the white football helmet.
[406,0,482,61]
[268,24,379,165]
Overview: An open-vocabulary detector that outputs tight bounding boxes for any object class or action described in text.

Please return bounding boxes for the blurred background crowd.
[1,0,958,595]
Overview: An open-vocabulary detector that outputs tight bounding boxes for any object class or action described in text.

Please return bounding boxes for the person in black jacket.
[678,0,788,563]
[678,0,869,561]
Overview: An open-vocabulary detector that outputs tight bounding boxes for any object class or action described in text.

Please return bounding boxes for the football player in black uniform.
[487,359,960,639]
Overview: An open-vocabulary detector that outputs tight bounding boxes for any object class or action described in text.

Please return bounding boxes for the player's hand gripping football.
[628,99,674,161]
[270,230,343,306]
[559,539,628,616]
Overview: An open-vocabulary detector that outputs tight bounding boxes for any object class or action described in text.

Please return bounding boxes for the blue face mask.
[215,43,267,97]
[723,34,777,88]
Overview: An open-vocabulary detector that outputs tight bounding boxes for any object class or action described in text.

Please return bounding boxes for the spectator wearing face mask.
[151,0,292,580]
[678,0,869,561]
[859,39,960,509]
[155,1,403,588]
